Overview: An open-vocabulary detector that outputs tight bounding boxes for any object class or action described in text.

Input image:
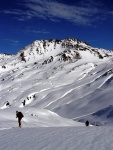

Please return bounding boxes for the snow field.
[0,127,113,150]
[0,38,113,149]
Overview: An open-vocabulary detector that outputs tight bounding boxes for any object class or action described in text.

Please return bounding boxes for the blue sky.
[0,0,113,54]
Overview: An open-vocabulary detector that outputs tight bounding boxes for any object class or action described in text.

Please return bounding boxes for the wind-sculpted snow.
[0,38,113,127]
[0,127,113,150]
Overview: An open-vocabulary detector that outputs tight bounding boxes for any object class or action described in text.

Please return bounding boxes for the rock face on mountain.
[0,38,112,69]
[0,38,113,126]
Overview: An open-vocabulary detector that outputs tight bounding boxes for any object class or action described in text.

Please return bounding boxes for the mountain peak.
[0,38,113,73]
[16,38,112,65]
[0,38,113,126]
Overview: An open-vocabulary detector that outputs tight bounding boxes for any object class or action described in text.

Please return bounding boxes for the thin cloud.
[78,0,103,8]
[110,11,113,15]
[1,10,21,15]
[24,0,99,25]
[1,9,34,21]
[1,0,112,25]
[3,39,19,43]
[22,0,113,25]
[26,29,50,34]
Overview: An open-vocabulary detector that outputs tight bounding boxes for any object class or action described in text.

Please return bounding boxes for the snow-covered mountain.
[0,38,113,127]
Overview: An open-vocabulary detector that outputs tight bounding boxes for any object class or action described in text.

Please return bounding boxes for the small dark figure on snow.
[6,101,10,106]
[16,111,24,128]
[85,120,89,126]
[22,100,26,106]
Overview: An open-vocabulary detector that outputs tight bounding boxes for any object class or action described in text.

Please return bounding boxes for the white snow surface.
[0,38,113,149]
[0,127,113,150]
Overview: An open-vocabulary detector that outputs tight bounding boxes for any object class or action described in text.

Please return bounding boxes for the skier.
[6,101,10,106]
[85,120,89,126]
[16,111,24,128]
[22,100,26,106]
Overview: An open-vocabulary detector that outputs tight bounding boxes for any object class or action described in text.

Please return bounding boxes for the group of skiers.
[15,110,90,128]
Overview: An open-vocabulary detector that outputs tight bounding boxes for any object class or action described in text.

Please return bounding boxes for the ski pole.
[22,119,28,127]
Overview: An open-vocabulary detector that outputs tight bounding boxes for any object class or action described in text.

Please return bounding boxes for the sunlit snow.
[0,38,113,149]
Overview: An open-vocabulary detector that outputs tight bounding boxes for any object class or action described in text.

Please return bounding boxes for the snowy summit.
[0,38,113,150]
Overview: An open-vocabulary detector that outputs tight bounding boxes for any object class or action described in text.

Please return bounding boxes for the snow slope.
[0,38,113,149]
[0,38,113,126]
[0,127,113,150]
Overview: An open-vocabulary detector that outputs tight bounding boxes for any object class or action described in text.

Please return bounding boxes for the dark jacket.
[16,112,24,119]
[85,120,89,126]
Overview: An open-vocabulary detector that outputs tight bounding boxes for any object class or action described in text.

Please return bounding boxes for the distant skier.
[6,101,10,106]
[22,100,26,106]
[16,111,24,128]
[85,120,89,126]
